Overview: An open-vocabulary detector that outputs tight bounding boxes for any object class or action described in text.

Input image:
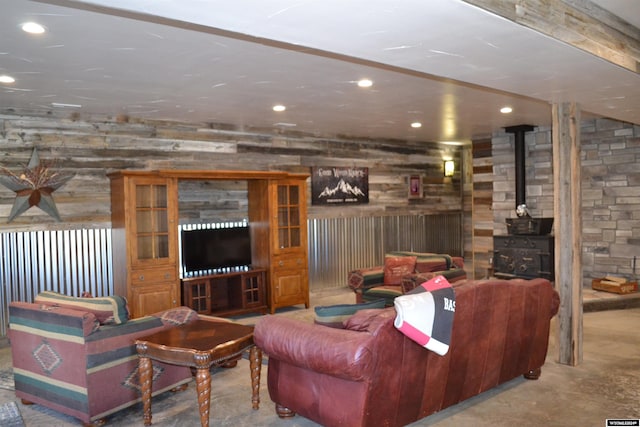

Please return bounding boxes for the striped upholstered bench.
[347,252,466,306]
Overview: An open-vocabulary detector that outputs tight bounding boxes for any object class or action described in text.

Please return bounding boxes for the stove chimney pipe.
[505,125,535,210]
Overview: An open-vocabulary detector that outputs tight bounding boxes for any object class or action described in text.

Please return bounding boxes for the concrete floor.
[1,286,639,426]
[426,306,640,427]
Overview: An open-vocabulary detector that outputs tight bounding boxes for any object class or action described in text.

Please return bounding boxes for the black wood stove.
[493,125,555,280]
[493,234,554,280]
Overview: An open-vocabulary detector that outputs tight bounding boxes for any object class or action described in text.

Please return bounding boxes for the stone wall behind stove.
[490,118,640,285]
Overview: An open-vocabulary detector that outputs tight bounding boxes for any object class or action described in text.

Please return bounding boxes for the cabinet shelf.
[181,268,267,317]
[109,173,179,318]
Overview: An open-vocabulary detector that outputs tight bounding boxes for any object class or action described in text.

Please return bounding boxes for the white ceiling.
[1,0,639,144]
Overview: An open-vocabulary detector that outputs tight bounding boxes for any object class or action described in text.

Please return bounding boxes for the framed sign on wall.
[408,175,422,199]
[311,167,369,205]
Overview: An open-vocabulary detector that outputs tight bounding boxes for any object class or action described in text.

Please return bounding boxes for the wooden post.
[552,102,583,366]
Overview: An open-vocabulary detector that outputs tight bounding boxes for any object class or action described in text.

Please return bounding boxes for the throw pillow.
[155,306,199,326]
[314,299,386,328]
[35,291,129,325]
[383,255,417,285]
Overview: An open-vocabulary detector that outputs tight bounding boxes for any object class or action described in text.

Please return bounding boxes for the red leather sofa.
[254,278,559,427]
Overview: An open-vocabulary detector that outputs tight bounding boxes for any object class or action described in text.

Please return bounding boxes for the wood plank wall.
[471,137,493,279]
[0,110,463,230]
[461,145,474,269]
[463,0,640,73]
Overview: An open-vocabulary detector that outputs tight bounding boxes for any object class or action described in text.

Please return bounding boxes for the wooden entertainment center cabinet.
[181,268,267,317]
[109,169,310,318]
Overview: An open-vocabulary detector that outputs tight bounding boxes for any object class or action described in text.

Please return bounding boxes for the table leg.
[195,367,211,427]
[249,346,262,410]
[139,357,153,426]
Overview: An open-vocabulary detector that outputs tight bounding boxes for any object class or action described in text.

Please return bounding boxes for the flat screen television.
[180,225,251,275]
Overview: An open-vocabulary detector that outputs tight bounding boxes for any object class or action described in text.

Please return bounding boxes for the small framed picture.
[408,175,422,199]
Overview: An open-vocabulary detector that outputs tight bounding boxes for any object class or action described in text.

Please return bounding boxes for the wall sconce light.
[443,160,455,177]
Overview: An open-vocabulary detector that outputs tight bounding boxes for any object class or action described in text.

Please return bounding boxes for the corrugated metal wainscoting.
[308,212,463,289]
[0,228,113,337]
[0,213,462,336]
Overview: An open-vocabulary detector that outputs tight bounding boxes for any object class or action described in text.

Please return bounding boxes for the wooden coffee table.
[135,319,261,427]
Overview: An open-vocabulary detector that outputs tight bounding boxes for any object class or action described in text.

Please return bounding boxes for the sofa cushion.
[383,255,417,285]
[401,269,467,293]
[35,291,129,325]
[314,299,386,328]
[361,286,403,306]
[387,251,454,273]
[414,257,449,273]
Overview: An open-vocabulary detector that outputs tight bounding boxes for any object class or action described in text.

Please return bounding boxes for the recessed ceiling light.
[21,22,46,34]
[357,79,373,88]
[500,106,513,114]
[272,104,286,112]
[411,122,422,128]
[0,75,15,84]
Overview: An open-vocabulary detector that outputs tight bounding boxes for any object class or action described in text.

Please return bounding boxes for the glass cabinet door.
[276,183,302,249]
[134,182,170,260]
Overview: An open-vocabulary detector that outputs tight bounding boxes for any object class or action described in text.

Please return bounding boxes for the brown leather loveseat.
[254,278,559,427]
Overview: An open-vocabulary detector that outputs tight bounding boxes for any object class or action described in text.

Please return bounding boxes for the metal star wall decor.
[0,148,75,222]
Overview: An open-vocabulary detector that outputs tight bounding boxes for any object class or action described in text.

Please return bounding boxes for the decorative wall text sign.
[311,167,369,205]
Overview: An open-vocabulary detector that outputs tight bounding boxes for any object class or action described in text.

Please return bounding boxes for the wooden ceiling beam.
[463,0,640,73]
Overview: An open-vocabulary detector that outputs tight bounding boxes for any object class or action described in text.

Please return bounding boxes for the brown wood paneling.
[463,0,640,73]
[474,229,494,237]
[471,137,494,280]
[0,112,464,230]
[473,165,493,174]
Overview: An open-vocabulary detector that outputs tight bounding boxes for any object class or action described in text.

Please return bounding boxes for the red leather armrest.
[254,315,376,381]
